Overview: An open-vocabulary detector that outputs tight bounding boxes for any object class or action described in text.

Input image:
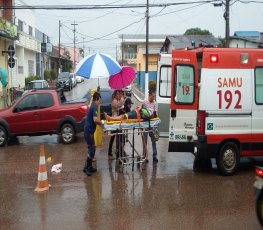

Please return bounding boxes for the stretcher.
[104,118,161,130]
[103,118,161,172]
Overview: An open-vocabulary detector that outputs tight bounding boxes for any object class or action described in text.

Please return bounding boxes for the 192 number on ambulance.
[217,90,242,109]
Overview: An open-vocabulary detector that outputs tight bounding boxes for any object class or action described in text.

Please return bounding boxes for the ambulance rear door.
[168,49,200,152]
[156,53,172,137]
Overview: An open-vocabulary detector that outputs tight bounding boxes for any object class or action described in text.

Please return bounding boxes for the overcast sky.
[19,0,263,57]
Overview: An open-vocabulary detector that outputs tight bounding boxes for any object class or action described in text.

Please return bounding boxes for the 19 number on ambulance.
[176,66,194,103]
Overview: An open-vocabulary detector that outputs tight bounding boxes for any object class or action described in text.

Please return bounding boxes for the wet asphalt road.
[0,81,262,229]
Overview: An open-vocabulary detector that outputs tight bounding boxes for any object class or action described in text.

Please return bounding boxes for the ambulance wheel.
[193,157,212,171]
[118,166,124,173]
[216,142,239,176]
[256,190,263,227]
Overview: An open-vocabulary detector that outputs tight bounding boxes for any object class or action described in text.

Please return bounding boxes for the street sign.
[41,43,46,53]
[7,45,15,57]
[8,57,15,68]
[7,45,15,68]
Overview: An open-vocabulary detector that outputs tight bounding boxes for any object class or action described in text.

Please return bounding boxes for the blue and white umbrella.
[76,53,121,79]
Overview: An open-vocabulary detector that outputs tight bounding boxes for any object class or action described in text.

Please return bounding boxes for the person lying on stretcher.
[104,105,156,121]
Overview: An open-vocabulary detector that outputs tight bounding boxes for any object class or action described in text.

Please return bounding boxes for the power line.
[85,17,146,43]
[3,1,225,10]
[151,2,213,18]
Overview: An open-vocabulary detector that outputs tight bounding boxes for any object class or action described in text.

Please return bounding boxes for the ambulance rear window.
[255,67,263,104]
[159,65,171,98]
[174,65,194,104]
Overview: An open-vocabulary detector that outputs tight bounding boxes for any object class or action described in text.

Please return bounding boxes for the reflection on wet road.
[0,133,262,229]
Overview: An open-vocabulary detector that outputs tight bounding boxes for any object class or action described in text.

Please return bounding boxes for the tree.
[50,70,56,81]
[217,36,225,47]
[184,28,212,35]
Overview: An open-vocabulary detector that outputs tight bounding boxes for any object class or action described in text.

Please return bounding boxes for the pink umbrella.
[108,66,136,90]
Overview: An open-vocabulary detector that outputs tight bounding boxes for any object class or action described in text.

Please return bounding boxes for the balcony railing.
[16,31,41,52]
[124,54,137,60]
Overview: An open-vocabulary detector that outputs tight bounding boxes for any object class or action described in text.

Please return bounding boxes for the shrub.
[44,70,51,81]
[50,70,56,81]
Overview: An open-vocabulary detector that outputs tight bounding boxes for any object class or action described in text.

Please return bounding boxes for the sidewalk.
[132,83,145,103]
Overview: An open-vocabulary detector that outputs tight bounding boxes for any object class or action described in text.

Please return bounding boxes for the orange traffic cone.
[34,145,50,192]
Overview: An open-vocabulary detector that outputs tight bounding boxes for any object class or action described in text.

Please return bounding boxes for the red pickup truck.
[0,89,88,147]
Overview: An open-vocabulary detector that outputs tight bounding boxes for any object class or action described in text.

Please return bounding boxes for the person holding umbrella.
[108,90,125,160]
[83,92,104,176]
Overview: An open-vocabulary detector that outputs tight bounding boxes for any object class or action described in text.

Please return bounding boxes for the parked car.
[122,84,132,97]
[76,75,84,83]
[82,88,113,119]
[70,73,77,87]
[0,89,88,147]
[23,80,50,95]
[56,72,73,91]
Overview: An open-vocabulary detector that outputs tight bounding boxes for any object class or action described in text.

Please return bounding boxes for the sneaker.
[92,156,96,162]
[90,166,97,172]
[153,157,159,162]
[108,154,115,160]
[83,167,93,176]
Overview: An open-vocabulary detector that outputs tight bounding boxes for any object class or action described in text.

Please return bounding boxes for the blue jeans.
[143,129,157,158]
[84,132,95,159]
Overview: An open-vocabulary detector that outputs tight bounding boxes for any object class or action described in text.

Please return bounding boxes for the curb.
[132,91,144,103]
[132,85,144,103]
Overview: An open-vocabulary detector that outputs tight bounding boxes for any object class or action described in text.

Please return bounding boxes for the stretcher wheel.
[115,159,124,173]
[118,166,124,173]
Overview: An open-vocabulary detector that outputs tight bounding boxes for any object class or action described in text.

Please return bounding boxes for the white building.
[230,31,263,48]
[14,0,41,88]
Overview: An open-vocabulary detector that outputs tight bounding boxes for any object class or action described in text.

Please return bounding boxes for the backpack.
[140,107,152,121]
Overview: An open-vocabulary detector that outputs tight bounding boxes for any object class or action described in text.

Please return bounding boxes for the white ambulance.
[168,48,263,176]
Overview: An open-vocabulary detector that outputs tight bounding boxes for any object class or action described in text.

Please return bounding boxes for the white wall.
[14,0,38,88]
[230,39,258,48]
[15,0,36,36]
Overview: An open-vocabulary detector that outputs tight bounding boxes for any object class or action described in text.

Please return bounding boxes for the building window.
[127,47,135,59]
[28,60,34,76]
[28,26,33,36]
[18,19,23,32]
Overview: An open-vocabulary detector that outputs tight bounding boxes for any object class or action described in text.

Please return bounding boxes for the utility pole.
[224,0,230,47]
[145,0,149,99]
[71,21,78,71]
[122,34,124,66]
[58,20,61,74]
[82,37,85,57]
[214,0,230,48]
